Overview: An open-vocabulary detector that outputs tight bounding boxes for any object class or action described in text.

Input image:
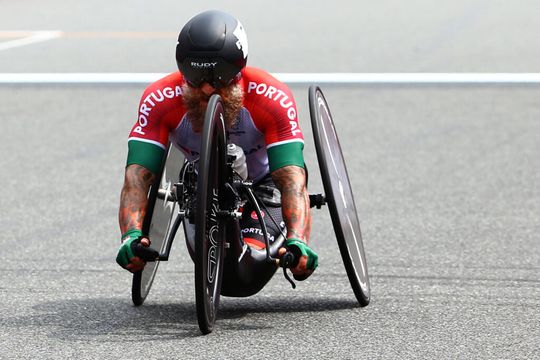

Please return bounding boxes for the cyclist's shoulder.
[240,67,300,134]
[241,66,295,107]
[136,72,186,130]
[241,66,287,88]
[140,72,185,98]
[137,72,186,117]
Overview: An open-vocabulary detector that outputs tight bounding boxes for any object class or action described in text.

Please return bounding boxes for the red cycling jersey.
[126,67,304,182]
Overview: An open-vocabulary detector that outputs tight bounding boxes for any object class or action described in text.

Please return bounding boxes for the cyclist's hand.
[279,238,318,281]
[116,230,157,273]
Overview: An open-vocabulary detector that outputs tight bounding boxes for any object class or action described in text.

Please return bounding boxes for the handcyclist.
[116,10,318,286]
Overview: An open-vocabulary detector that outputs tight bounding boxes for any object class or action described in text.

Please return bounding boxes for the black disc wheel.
[195,94,228,334]
[132,145,185,306]
[309,85,371,306]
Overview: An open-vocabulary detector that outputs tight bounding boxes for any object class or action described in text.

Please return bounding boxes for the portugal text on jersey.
[126,67,305,180]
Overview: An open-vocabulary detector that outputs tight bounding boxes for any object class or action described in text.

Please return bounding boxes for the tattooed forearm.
[271,165,312,242]
[118,164,156,234]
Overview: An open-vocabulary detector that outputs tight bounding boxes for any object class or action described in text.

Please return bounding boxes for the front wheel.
[132,145,185,306]
[195,94,228,334]
[309,85,371,306]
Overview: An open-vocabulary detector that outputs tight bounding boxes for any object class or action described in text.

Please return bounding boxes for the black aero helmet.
[176,10,248,88]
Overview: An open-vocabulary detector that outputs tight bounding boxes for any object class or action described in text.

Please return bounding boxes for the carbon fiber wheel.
[132,145,185,306]
[309,85,370,306]
[195,94,228,334]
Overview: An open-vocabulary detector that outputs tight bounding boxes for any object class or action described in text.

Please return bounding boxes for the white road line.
[0,73,163,83]
[0,31,63,52]
[1,73,540,84]
[275,73,540,84]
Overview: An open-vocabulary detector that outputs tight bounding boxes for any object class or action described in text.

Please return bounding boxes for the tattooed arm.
[119,164,155,234]
[271,165,312,242]
[116,164,156,272]
[272,165,317,278]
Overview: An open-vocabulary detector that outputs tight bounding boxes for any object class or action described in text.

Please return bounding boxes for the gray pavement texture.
[1,1,540,359]
[1,86,538,360]
[2,0,540,73]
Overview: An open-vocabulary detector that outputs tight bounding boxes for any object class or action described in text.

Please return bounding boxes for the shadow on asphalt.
[220,297,360,317]
[2,297,360,339]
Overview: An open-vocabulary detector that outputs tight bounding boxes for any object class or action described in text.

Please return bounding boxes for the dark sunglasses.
[181,59,242,89]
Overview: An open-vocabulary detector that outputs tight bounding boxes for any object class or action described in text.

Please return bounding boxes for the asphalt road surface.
[1,1,539,359]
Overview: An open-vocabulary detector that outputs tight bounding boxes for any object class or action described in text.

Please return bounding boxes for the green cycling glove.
[285,238,319,271]
[116,229,143,268]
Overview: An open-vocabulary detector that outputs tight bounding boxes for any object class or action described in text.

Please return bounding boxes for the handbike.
[130,86,371,334]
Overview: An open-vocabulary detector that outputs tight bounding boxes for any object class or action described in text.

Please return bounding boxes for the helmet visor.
[181,58,241,88]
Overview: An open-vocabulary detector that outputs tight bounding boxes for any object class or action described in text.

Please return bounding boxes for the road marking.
[276,73,540,84]
[60,31,177,38]
[0,31,38,37]
[0,31,176,39]
[2,73,540,85]
[0,31,63,52]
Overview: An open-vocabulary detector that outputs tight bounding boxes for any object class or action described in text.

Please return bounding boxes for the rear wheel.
[309,85,370,306]
[195,94,228,334]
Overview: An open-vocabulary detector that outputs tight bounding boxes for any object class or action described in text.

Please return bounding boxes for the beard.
[182,83,244,133]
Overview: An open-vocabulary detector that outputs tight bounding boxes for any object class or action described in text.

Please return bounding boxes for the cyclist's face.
[188,82,230,102]
[200,83,216,97]
[182,82,244,132]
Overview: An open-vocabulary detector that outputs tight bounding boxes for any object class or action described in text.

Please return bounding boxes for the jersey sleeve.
[243,68,305,172]
[126,73,185,174]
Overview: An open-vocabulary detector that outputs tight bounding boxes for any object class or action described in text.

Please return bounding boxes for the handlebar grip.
[279,250,299,269]
[278,250,300,289]
[133,243,160,262]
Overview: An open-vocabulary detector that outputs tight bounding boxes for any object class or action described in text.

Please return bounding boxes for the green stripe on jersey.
[267,141,305,172]
[126,140,165,175]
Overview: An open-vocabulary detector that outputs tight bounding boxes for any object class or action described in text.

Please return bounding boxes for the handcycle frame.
[131,85,370,334]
